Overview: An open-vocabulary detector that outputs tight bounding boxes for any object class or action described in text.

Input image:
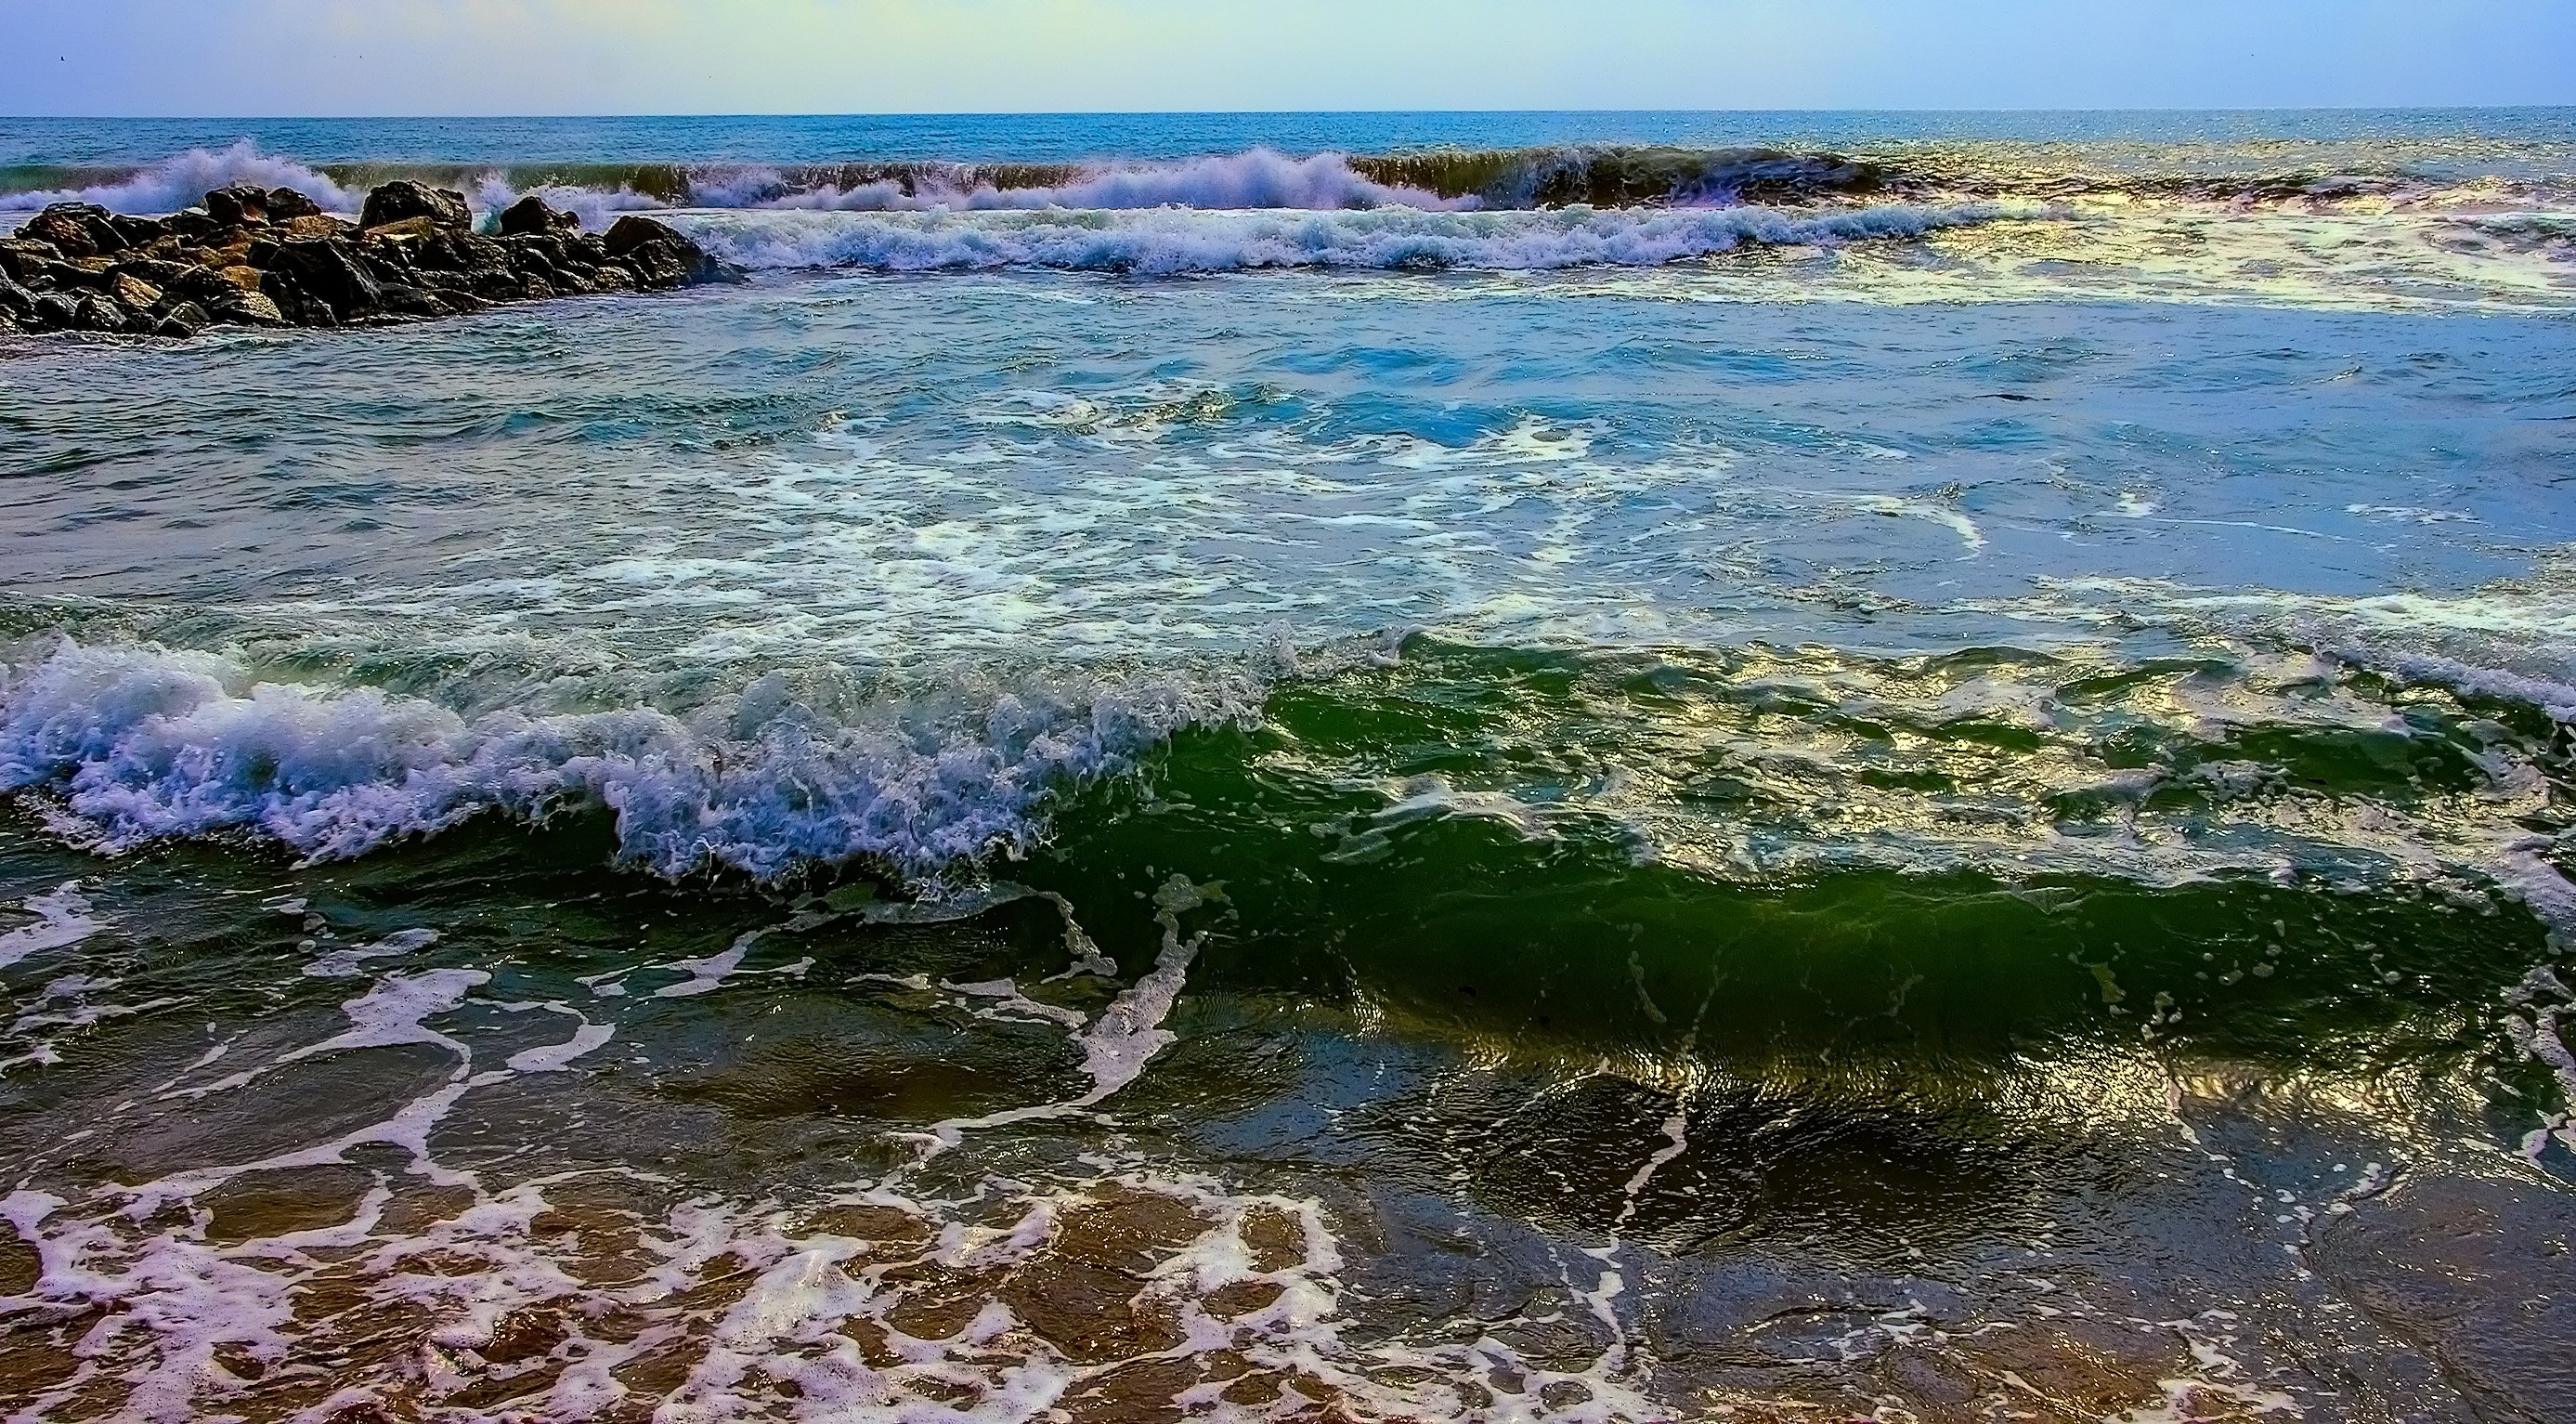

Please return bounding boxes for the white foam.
[0,880,106,971]
[0,140,362,215]
[0,637,1248,883]
[707,148,1461,214]
[302,925,438,979]
[671,200,2018,276]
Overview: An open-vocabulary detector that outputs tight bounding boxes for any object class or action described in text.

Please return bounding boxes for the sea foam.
[671,200,2015,275]
[0,639,1251,882]
[0,139,364,215]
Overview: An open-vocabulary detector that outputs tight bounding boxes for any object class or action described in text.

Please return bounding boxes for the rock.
[163,210,223,242]
[0,275,34,320]
[264,188,325,221]
[279,215,354,242]
[111,256,197,289]
[72,294,133,332]
[105,214,168,246]
[375,284,452,318]
[18,203,125,258]
[153,301,210,337]
[588,263,638,293]
[602,214,738,288]
[358,181,471,234]
[217,265,266,294]
[204,185,271,226]
[601,214,680,256]
[207,287,285,326]
[358,215,444,243]
[31,292,77,330]
[264,239,383,318]
[106,272,163,311]
[497,194,580,237]
[0,238,64,282]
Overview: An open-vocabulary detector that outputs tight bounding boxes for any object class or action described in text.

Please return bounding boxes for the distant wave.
[668,202,2021,274]
[7,139,2558,228]
[0,140,1895,220]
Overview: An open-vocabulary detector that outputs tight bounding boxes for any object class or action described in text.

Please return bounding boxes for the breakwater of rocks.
[0,180,739,337]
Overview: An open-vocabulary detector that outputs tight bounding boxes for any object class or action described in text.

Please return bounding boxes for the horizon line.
[7,103,2575,123]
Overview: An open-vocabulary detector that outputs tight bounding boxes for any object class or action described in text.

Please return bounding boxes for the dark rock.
[163,210,222,242]
[105,214,168,246]
[204,185,271,226]
[497,194,580,237]
[0,275,34,319]
[375,284,452,318]
[19,203,125,258]
[72,294,134,333]
[111,256,199,291]
[358,181,471,234]
[264,239,383,318]
[31,292,77,330]
[603,214,739,288]
[153,301,210,337]
[601,214,674,256]
[588,263,638,293]
[264,188,325,221]
[0,238,64,282]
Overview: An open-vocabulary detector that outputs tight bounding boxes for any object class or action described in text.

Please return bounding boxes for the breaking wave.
[668,201,2022,274]
[0,639,1258,883]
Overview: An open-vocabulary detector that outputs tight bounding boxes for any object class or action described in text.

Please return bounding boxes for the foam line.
[673,200,2021,275]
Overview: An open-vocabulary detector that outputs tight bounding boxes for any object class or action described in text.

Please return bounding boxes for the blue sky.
[4,0,2572,115]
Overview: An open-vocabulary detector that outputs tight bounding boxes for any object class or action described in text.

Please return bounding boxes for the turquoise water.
[0,111,2572,1421]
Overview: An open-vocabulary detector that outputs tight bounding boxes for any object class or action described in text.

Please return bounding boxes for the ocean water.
[1,111,2573,1422]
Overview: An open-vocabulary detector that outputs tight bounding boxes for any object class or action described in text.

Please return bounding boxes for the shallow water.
[1,111,2574,1423]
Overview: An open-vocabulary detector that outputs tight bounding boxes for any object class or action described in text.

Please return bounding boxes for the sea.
[1,110,2573,1422]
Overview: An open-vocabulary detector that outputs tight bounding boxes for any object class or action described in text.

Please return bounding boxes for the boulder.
[497,194,580,237]
[264,188,326,220]
[375,284,453,319]
[30,292,77,330]
[358,181,471,234]
[206,287,285,326]
[106,272,163,312]
[72,294,134,332]
[263,239,383,318]
[0,239,60,283]
[153,301,210,337]
[105,214,168,246]
[279,214,354,242]
[217,265,266,294]
[203,185,270,226]
[604,214,738,288]
[0,275,34,320]
[163,210,223,242]
[18,203,124,258]
[358,215,445,243]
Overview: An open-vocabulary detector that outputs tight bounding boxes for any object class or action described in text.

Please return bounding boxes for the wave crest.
[0,640,1254,882]
[671,201,2017,275]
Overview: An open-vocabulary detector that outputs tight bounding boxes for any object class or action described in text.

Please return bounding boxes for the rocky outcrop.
[358,180,473,235]
[0,186,742,339]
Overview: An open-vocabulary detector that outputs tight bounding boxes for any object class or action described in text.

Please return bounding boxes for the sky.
[3,0,2573,115]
